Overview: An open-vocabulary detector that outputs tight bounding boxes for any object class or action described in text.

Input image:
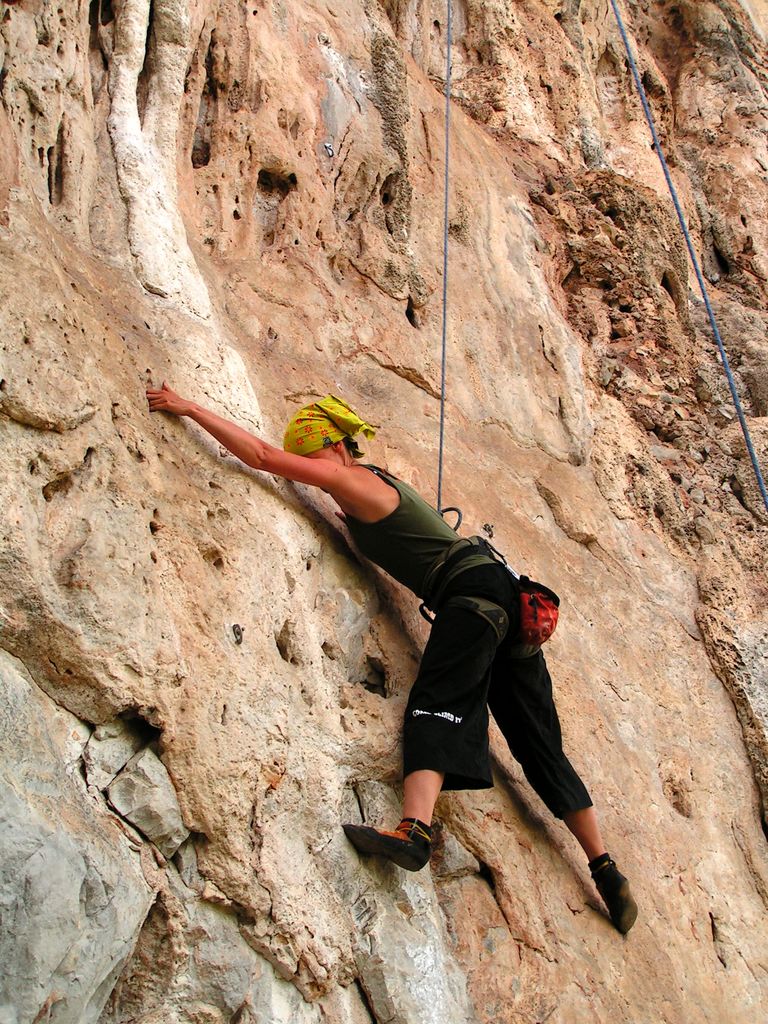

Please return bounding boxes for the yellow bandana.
[283,395,376,458]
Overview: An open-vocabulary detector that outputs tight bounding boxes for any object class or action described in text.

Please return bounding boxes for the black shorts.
[402,563,592,818]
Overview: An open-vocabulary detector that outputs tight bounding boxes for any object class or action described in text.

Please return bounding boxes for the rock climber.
[146,383,638,934]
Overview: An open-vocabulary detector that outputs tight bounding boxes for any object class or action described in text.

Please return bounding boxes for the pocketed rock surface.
[1,2,767,1022]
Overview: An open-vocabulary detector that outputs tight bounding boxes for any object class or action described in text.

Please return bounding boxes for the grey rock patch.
[108,748,190,858]
[173,837,205,895]
[0,652,154,1024]
[84,719,146,791]
[346,784,473,1024]
[431,826,482,880]
[101,866,324,1024]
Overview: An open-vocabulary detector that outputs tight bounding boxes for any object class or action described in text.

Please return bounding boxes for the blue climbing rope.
[609,0,768,514]
[436,1,453,513]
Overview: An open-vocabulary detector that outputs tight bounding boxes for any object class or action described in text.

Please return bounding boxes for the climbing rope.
[609,0,768,514]
[436,1,453,513]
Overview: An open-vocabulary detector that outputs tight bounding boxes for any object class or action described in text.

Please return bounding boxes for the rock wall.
[1,2,767,1022]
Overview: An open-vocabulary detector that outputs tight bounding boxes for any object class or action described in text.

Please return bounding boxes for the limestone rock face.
[0,652,154,1024]
[1,2,768,1022]
[107,746,191,857]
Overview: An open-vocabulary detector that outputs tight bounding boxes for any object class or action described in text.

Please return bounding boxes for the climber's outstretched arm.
[147,382,340,485]
[145,383,398,523]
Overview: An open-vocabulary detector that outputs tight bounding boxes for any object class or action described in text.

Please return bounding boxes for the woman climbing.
[146,383,638,935]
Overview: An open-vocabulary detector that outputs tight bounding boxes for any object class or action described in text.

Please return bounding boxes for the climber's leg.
[402,768,445,822]
[487,648,593,819]
[562,805,605,861]
[344,594,503,871]
[488,649,637,933]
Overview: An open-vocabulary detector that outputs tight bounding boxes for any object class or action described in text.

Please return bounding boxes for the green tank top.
[345,466,493,599]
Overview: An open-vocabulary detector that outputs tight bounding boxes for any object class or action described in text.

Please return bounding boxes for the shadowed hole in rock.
[42,471,73,503]
[118,708,163,748]
[192,31,217,168]
[231,1005,250,1024]
[380,172,397,207]
[405,295,419,328]
[42,447,94,501]
[257,168,298,196]
[254,170,297,247]
[641,69,666,104]
[660,270,682,310]
[201,545,225,569]
[604,206,624,227]
[275,620,299,665]
[47,122,65,207]
[353,979,377,1024]
[350,784,366,822]
[477,859,496,893]
[87,1,108,77]
[709,912,727,967]
[360,655,386,697]
[713,243,730,277]
[729,476,749,512]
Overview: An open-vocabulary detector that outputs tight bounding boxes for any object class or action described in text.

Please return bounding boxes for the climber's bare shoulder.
[330,464,400,523]
[259,448,399,522]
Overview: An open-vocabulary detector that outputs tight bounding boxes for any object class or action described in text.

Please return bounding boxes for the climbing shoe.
[342,817,432,872]
[590,854,638,935]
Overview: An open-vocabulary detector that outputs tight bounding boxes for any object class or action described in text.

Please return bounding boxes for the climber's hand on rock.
[147,382,194,417]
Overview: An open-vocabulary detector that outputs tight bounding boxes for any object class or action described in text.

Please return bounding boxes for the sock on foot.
[589,852,612,873]
[396,818,432,842]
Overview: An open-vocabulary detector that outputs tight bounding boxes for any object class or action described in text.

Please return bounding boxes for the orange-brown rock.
[1,2,767,1022]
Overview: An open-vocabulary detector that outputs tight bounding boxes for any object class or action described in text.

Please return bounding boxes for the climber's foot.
[343,818,432,872]
[590,854,638,935]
